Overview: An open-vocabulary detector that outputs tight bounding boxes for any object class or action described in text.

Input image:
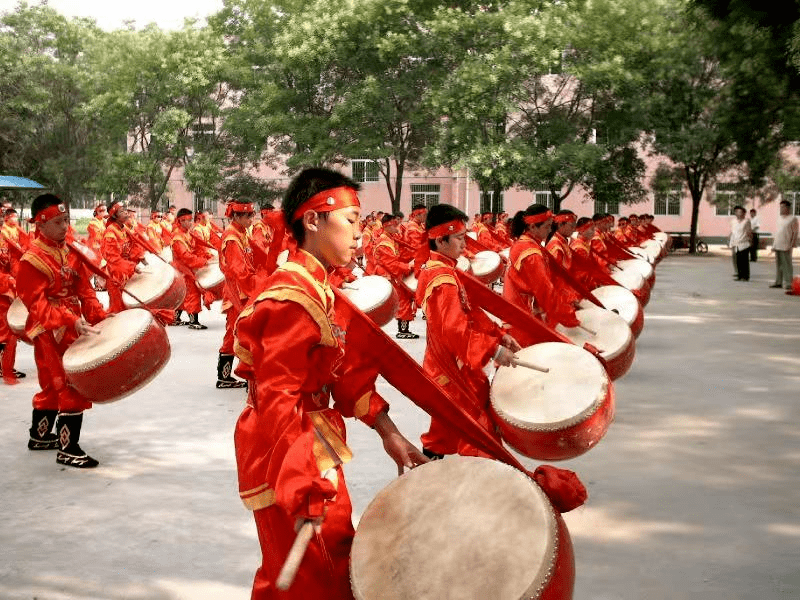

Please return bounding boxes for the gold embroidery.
[353,391,372,420]
[420,273,458,313]
[514,246,542,271]
[240,484,276,511]
[309,411,353,471]
[261,287,335,347]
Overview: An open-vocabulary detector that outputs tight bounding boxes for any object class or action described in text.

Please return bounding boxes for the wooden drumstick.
[276,520,316,591]
[578,324,597,336]
[511,357,549,373]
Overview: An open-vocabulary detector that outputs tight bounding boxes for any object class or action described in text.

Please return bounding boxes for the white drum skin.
[350,456,575,600]
[63,308,171,403]
[581,286,644,339]
[610,266,651,307]
[470,250,504,285]
[6,297,31,344]
[556,305,635,380]
[455,255,472,274]
[123,252,186,311]
[340,275,399,327]
[491,342,614,461]
[194,262,225,296]
[402,272,418,294]
[276,249,289,266]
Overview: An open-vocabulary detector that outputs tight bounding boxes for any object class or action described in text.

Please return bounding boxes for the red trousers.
[107,280,126,314]
[250,465,355,600]
[32,331,92,413]
[394,284,415,321]
[219,308,236,354]
[182,276,202,314]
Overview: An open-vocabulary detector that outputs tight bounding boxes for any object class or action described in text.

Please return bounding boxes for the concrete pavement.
[1,251,798,599]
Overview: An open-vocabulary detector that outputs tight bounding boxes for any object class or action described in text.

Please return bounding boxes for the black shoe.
[28,409,59,451]
[188,322,207,330]
[422,448,445,460]
[216,379,247,389]
[56,413,99,469]
[769,284,782,288]
[57,450,99,468]
[188,313,208,330]
[396,331,420,339]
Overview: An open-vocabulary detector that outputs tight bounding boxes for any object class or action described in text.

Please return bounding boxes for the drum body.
[455,255,472,274]
[123,252,186,311]
[491,342,614,461]
[276,249,289,267]
[63,308,171,403]
[583,285,644,339]
[7,297,32,344]
[401,272,418,294]
[626,245,654,265]
[340,275,399,327]
[610,266,651,307]
[557,305,635,380]
[194,262,225,296]
[470,250,504,285]
[640,239,664,263]
[351,456,575,600]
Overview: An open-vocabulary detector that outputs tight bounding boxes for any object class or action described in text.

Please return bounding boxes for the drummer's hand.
[494,346,517,368]
[501,334,522,353]
[75,318,100,336]
[374,411,428,476]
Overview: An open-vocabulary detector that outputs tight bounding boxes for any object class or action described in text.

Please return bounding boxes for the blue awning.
[0,176,45,190]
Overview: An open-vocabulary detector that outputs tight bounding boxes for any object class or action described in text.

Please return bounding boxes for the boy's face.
[436,230,466,261]
[39,213,70,243]
[316,205,361,267]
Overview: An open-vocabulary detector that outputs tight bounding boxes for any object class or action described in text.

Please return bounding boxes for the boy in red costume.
[17,194,107,468]
[233,168,426,599]
[416,204,521,459]
[171,208,213,329]
[373,214,418,339]
[101,200,146,314]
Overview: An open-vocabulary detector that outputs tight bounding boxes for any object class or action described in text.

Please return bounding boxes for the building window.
[351,158,380,183]
[479,190,504,214]
[784,191,800,216]
[410,184,440,209]
[714,182,742,216]
[654,185,682,216]
[594,199,619,215]
[534,187,554,209]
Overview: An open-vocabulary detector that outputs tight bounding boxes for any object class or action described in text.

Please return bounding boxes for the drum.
[491,342,614,461]
[582,285,644,339]
[556,305,635,380]
[653,231,669,245]
[455,255,472,274]
[276,249,289,266]
[340,275,399,327]
[6,297,32,344]
[466,231,478,241]
[351,456,575,600]
[626,246,654,265]
[62,308,171,403]
[617,258,653,282]
[194,262,225,296]
[500,247,510,261]
[160,246,173,264]
[122,252,186,311]
[610,265,651,307]
[401,272,418,294]
[470,250,504,285]
[640,239,665,263]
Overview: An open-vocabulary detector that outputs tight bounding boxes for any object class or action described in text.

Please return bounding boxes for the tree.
[85,23,231,210]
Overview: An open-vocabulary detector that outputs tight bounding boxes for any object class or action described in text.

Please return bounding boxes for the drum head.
[617,258,653,280]
[123,253,175,306]
[455,255,472,273]
[585,286,640,327]
[63,309,155,372]
[341,276,393,313]
[195,263,225,290]
[7,297,27,335]
[471,250,501,277]
[500,247,510,260]
[610,267,644,291]
[277,249,289,266]
[403,273,418,293]
[653,231,669,244]
[492,342,608,430]
[557,306,632,361]
[351,457,559,600]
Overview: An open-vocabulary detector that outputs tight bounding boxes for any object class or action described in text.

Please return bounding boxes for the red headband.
[577,220,594,232]
[554,213,577,224]
[226,201,255,217]
[428,219,467,239]
[290,186,360,223]
[30,203,67,224]
[523,210,553,225]
[4,211,17,221]
[411,208,427,217]
[108,201,125,218]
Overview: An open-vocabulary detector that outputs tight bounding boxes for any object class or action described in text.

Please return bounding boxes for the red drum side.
[340,275,399,327]
[194,263,225,297]
[63,309,170,403]
[470,250,504,285]
[585,285,644,339]
[123,254,186,311]
[7,297,32,344]
[491,342,615,461]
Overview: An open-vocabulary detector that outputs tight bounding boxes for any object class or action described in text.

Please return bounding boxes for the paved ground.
[1,249,799,599]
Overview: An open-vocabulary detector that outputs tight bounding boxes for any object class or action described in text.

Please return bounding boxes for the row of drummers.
[349,210,669,600]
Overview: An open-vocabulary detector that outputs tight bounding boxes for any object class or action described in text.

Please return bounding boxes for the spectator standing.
[749,208,760,262]
[770,200,798,289]
[729,205,752,281]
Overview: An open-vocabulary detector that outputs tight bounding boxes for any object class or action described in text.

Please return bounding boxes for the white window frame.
[480,190,504,214]
[410,184,440,209]
[534,187,554,209]
[351,158,380,183]
[714,182,741,216]
[654,185,682,216]
[594,199,620,215]
[784,191,800,216]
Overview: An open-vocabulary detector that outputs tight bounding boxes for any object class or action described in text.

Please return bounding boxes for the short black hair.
[282,168,360,245]
[733,205,745,213]
[261,202,274,211]
[426,204,468,250]
[511,203,550,239]
[412,203,426,212]
[176,208,193,219]
[780,199,791,208]
[31,193,63,219]
[576,217,592,229]
[381,213,396,225]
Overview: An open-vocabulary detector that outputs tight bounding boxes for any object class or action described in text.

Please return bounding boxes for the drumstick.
[511,358,549,373]
[276,520,315,591]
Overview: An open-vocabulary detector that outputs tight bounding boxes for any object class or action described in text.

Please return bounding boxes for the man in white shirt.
[729,205,752,281]
[770,199,798,289]
[748,208,760,262]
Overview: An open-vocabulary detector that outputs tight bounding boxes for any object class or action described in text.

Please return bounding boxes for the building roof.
[0,176,45,190]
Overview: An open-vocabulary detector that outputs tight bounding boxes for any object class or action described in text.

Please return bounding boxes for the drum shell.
[123,262,186,311]
[63,311,170,403]
[6,297,32,344]
[341,276,399,327]
[470,250,504,285]
[194,263,225,296]
[557,308,636,381]
[584,286,644,339]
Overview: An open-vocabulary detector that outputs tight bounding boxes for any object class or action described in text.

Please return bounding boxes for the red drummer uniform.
[146,219,164,253]
[570,235,617,289]
[0,234,19,380]
[171,227,210,315]
[102,219,145,313]
[17,235,107,413]
[1,218,30,251]
[403,218,429,274]
[503,233,580,333]
[219,220,255,354]
[416,251,504,456]
[372,231,415,321]
[475,220,503,252]
[233,249,389,600]
[86,216,106,255]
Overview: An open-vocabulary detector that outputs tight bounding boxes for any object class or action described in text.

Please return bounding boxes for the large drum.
[626,246,654,265]
[640,239,665,263]
[491,342,614,461]
[62,308,171,403]
[581,285,644,339]
[455,255,472,274]
[6,297,32,344]
[556,305,635,380]
[194,262,225,296]
[340,275,399,327]
[276,249,289,267]
[470,250,504,285]
[610,265,651,307]
[401,272,418,294]
[351,456,575,600]
[617,258,653,283]
[123,252,186,311]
